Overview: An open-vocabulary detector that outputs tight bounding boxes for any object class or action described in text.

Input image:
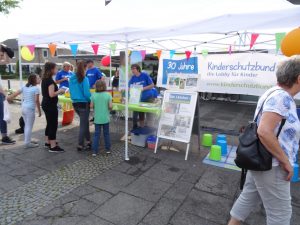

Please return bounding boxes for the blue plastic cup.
[216,134,226,143]
[217,140,227,156]
[292,163,299,182]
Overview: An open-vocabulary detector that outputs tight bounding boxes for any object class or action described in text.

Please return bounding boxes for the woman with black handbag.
[228,57,300,225]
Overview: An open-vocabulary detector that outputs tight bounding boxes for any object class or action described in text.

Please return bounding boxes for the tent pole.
[124,36,129,161]
[18,43,23,88]
[109,49,112,86]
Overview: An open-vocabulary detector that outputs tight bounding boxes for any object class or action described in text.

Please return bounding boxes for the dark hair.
[131,64,141,72]
[43,62,56,79]
[277,57,300,88]
[0,44,14,58]
[95,80,107,92]
[86,59,94,64]
[26,74,38,87]
[76,60,87,83]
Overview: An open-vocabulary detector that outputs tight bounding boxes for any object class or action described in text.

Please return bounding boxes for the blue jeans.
[0,93,7,136]
[92,123,111,154]
[73,103,90,146]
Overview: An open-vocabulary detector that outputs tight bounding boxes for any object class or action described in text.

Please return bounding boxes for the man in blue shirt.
[86,60,104,88]
[55,62,72,88]
[129,64,154,129]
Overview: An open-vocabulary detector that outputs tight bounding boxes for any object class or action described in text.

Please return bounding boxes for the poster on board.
[157,90,198,143]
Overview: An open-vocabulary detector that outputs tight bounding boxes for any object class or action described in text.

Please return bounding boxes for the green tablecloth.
[58,95,161,115]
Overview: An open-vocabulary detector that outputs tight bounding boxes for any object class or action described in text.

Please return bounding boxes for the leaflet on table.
[167,73,199,91]
[158,91,197,143]
[129,85,142,104]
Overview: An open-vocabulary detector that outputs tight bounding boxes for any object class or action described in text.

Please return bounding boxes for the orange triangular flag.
[156,50,162,59]
[48,43,57,57]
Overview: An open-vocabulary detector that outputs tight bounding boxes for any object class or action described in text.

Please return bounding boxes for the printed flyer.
[158,91,198,143]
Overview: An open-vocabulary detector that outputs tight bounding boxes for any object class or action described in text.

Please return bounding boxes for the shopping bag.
[3,100,11,123]
[62,109,74,126]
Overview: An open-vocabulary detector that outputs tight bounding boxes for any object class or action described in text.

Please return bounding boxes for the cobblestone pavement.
[0,98,299,225]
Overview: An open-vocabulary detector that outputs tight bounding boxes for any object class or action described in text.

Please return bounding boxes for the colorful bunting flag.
[27,45,35,55]
[156,50,162,59]
[275,32,286,53]
[105,0,112,6]
[201,49,208,57]
[170,50,175,59]
[48,43,57,57]
[140,50,146,60]
[91,44,99,55]
[70,44,78,57]
[250,33,259,49]
[185,51,192,60]
[109,43,117,54]
[130,51,143,64]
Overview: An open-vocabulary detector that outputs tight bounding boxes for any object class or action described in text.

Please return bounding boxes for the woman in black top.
[41,62,65,152]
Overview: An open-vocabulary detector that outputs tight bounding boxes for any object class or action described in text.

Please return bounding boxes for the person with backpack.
[228,57,300,225]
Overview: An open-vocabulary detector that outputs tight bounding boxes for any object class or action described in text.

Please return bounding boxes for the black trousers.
[42,106,58,141]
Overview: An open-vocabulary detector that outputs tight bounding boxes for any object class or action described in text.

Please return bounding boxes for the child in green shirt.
[90,80,112,156]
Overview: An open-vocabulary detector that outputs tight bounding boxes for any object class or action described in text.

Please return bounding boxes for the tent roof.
[18,7,300,50]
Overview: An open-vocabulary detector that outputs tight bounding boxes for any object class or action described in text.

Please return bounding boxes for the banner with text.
[157,52,285,96]
[157,52,199,90]
[198,53,284,96]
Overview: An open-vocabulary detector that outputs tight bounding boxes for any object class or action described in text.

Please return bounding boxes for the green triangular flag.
[275,33,286,53]
[202,49,208,57]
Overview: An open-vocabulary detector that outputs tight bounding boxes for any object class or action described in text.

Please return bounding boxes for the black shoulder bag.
[235,89,286,189]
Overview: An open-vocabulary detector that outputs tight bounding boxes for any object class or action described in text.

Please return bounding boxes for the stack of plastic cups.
[209,145,221,161]
[217,140,227,156]
[202,133,213,147]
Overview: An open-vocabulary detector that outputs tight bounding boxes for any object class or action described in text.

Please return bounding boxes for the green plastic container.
[202,133,213,147]
[209,145,221,161]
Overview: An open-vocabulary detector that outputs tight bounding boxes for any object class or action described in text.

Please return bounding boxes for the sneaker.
[85,143,92,151]
[31,140,38,144]
[44,142,58,149]
[2,136,16,145]
[92,153,97,157]
[106,151,111,154]
[24,143,39,149]
[15,128,24,134]
[48,146,65,153]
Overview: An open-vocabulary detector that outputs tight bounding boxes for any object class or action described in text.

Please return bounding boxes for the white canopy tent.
[18,6,300,160]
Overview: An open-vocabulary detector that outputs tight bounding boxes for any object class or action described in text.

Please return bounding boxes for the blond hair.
[95,80,107,92]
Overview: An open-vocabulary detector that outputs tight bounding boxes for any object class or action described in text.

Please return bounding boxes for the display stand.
[154,90,198,160]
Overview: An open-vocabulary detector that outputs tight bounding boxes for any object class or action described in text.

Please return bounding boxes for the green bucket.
[202,133,213,147]
[209,145,221,161]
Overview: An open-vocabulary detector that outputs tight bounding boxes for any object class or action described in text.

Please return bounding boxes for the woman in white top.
[8,74,42,148]
[228,57,300,225]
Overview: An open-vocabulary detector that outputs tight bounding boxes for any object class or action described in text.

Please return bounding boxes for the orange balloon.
[281,28,300,57]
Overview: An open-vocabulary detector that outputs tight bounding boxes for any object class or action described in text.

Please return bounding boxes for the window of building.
[42,49,48,58]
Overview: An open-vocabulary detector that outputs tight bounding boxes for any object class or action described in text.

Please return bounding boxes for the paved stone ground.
[0,89,299,224]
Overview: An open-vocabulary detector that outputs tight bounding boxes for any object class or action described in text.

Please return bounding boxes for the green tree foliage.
[0,0,21,14]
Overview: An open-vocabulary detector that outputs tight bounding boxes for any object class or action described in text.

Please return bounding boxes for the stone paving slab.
[88,170,136,194]
[122,175,172,202]
[142,197,181,225]
[93,192,154,225]
[76,214,114,225]
[195,166,240,199]
[179,189,233,225]
[170,210,219,225]
[143,162,184,184]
